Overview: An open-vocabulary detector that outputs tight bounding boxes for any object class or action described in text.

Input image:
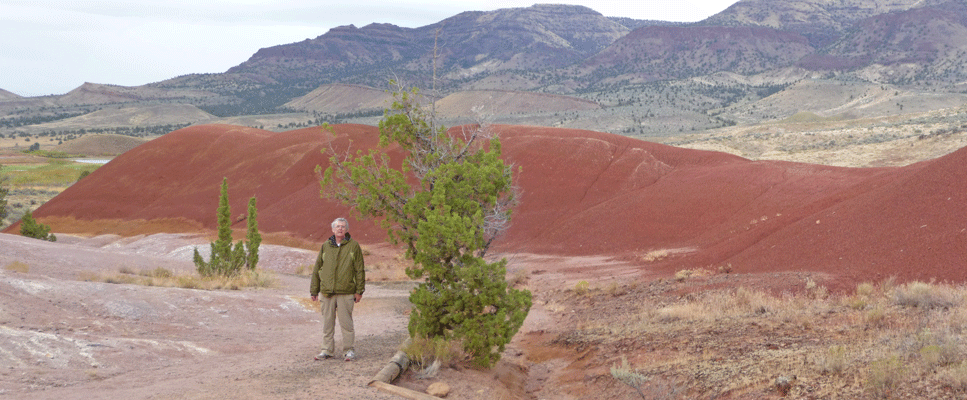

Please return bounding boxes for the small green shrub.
[867,355,905,397]
[611,356,649,399]
[19,210,56,242]
[894,281,962,309]
[913,328,962,367]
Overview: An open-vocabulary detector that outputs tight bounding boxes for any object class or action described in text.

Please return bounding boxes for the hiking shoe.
[344,350,356,361]
[314,351,334,361]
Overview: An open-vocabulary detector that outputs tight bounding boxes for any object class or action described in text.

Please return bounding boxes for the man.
[310,217,365,361]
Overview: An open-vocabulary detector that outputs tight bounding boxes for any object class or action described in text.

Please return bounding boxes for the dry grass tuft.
[80,267,276,290]
[573,280,591,297]
[674,268,713,282]
[508,269,529,288]
[656,302,709,322]
[293,264,312,276]
[403,335,467,371]
[893,280,963,309]
[816,345,850,374]
[867,354,905,397]
[3,261,30,273]
[939,362,967,390]
[640,249,670,263]
[610,356,649,399]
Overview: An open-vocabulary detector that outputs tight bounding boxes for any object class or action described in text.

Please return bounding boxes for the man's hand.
[311,295,318,302]
[354,293,362,303]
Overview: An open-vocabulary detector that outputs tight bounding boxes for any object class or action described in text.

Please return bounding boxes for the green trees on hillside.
[320,83,531,368]
[193,178,261,277]
[0,164,8,222]
[19,210,56,242]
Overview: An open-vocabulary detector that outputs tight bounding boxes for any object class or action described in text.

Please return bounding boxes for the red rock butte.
[8,124,966,289]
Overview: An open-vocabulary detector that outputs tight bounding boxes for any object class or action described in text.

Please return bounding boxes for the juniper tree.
[320,82,531,368]
[213,177,234,270]
[193,178,260,276]
[245,196,261,270]
[19,210,56,242]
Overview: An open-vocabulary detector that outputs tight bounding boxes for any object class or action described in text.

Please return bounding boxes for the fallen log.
[369,350,410,384]
[369,380,444,400]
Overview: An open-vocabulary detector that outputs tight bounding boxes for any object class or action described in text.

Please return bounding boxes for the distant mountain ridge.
[222,4,633,89]
[3,0,967,140]
[175,0,967,94]
[702,0,937,47]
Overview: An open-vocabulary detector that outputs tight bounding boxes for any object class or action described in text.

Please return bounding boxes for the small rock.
[427,381,451,397]
[775,375,796,396]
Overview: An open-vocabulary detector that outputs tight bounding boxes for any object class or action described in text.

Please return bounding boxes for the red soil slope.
[10,124,966,288]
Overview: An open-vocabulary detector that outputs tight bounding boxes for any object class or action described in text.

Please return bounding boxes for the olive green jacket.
[310,234,366,297]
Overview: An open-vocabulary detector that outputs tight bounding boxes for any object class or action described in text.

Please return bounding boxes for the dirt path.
[0,233,415,399]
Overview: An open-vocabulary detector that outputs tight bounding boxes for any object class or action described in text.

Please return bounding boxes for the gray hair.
[331,218,349,229]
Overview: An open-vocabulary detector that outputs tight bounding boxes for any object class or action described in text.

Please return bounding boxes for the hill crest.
[12,123,966,290]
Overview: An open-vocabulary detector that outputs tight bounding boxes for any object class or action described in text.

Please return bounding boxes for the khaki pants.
[320,294,355,354]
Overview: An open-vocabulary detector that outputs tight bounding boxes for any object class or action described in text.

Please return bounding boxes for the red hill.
[10,124,966,289]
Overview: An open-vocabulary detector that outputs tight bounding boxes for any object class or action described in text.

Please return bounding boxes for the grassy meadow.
[0,159,101,228]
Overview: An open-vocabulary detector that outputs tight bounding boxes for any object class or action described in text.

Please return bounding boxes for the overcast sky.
[0,0,739,97]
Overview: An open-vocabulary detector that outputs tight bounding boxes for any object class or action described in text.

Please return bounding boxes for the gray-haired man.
[310,217,365,361]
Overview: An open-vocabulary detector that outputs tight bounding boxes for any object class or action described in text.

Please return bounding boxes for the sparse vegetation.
[567,277,967,398]
[610,356,649,399]
[79,267,276,290]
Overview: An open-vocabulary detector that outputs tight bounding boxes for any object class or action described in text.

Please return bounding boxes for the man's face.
[332,221,348,237]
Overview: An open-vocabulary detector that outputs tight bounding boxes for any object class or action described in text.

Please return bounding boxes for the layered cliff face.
[16,123,966,289]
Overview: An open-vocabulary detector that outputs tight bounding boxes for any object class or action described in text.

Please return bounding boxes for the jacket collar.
[328,232,352,247]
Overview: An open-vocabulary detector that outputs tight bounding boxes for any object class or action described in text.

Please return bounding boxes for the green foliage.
[23,149,72,158]
[0,164,7,221]
[245,197,261,270]
[194,178,260,276]
[214,178,233,262]
[321,82,531,368]
[19,210,56,242]
[1,161,99,187]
